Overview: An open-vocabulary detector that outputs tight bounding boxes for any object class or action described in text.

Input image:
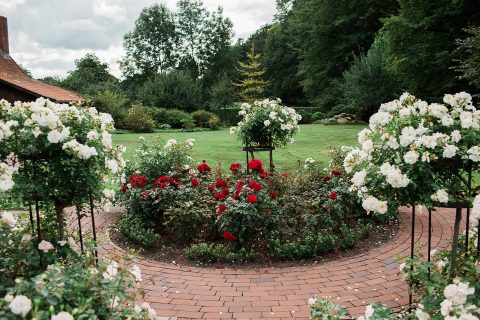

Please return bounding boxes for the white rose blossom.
[8,295,32,317]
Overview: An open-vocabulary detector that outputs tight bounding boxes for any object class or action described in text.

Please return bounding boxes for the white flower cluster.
[362,196,388,215]
[62,139,99,160]
[6,294,32,317]
[344,92,480,214]
[230,98,302,146]
[0,160,17,192]
[304,157,315,169]
[440,279,477,319]
[1,211,17,227]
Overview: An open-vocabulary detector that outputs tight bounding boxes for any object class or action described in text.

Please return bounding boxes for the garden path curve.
[81,207,457,320]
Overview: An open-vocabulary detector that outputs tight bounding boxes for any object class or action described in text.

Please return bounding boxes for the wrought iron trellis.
[407,163,479,306]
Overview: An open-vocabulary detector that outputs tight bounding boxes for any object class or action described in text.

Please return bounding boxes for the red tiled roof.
[0,51,84,103]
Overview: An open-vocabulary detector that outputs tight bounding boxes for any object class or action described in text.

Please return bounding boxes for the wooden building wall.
[0,81,37,103]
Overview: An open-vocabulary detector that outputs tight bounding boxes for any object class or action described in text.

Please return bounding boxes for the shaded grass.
[113,124,365,169]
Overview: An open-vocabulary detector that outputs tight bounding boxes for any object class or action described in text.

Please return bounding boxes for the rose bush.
[230,98,302,147]
[0,211,159,320]
[344,92,480,215]
[310,232,480,320]
[0,98,125,238]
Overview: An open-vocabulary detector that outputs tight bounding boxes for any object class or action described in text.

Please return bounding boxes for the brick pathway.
[81,207,457,319]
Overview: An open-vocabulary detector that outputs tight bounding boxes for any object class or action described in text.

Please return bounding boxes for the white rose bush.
[0,98,126,238]
[230,98,302,147]
[345,92,480,218]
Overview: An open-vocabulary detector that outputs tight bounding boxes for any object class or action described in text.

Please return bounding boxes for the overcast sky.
[1,0,277,79]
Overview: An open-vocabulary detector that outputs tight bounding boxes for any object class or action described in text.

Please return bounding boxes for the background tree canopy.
[38,0,480,130]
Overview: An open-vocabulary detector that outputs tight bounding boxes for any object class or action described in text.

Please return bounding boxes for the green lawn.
[113,124,365,168]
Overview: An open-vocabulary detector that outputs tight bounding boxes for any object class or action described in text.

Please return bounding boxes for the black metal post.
[35,200,41,243]
[428,208,432,278]
[89,192,98,262]
[246,147,250,174]
[409,205,415,306]
[269,148,273,174]
[466,207,470,254]
[76,205,84,254]
[28,202,35,237]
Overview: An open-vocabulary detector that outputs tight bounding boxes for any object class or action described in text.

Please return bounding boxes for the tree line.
[41,0,480,130]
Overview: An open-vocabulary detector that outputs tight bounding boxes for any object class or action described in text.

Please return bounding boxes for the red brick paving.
[77,207,457,319]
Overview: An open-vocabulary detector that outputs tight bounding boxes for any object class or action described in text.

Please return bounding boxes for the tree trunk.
[55,202,66,240]
[449,207,462,279]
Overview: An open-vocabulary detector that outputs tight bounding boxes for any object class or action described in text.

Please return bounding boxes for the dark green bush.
[92,90,128,128]
[124,104,155,133]
[165,109,194,129]
[185,243,260,263]
[340,224,357,250]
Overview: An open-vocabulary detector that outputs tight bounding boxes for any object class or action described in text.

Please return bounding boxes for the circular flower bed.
[115,137,394,264]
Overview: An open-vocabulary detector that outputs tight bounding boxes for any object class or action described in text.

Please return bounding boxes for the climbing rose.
[247,194,258,204]
[329,192,337,200]
[248,159,263,172]
[223,231,237,242]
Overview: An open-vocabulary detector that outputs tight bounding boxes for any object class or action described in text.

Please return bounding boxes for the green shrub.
[208,115,221,130]
[117,214,160,248]
[186,243,226,262]
[185,243,260,263]
[191,110,215,128]
[312,111,327,121]
[124,104,155,133]
[340,224,357,250]
[92,90,128,128]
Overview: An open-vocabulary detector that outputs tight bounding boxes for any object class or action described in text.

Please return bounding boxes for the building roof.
[0,50,84,103]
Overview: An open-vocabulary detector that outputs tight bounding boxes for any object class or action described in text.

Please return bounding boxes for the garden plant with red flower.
[197,160,211,173]
[247,159,263,172]
[230,163,240,172]
[130,174,147,188]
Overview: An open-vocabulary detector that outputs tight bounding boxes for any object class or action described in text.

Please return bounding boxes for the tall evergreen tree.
[382,0,480,100]
[233,45,271,103]
[455,26,480,93]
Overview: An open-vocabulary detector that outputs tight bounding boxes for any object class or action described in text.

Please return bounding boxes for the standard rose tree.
[344,92,480,218]
[0,98,126,239]
[230,98,302,147]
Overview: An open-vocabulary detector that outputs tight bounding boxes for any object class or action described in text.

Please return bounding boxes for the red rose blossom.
[214,193,225,201]
[154,176,168,186]
[269,191,277,199]
[323,175,331,182]
[191,177,199,188]
[233,192,240,200]
[237,180,244,190]
[217,204,227,216]
[247,194,258,204]
[331,169,342,175]
[222,188,230,196]
[141,191,149,199]
[129,174,147,188]
[215,179,228,188]
[121,185,128,192]
[329,192,337,200]
[208,185,215,192]
[197,161,211,173]
[259,171,269,179]
[159,182,168,189]
[230,163,240,172]
[247,159,263,172]
[223,231,237,242]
